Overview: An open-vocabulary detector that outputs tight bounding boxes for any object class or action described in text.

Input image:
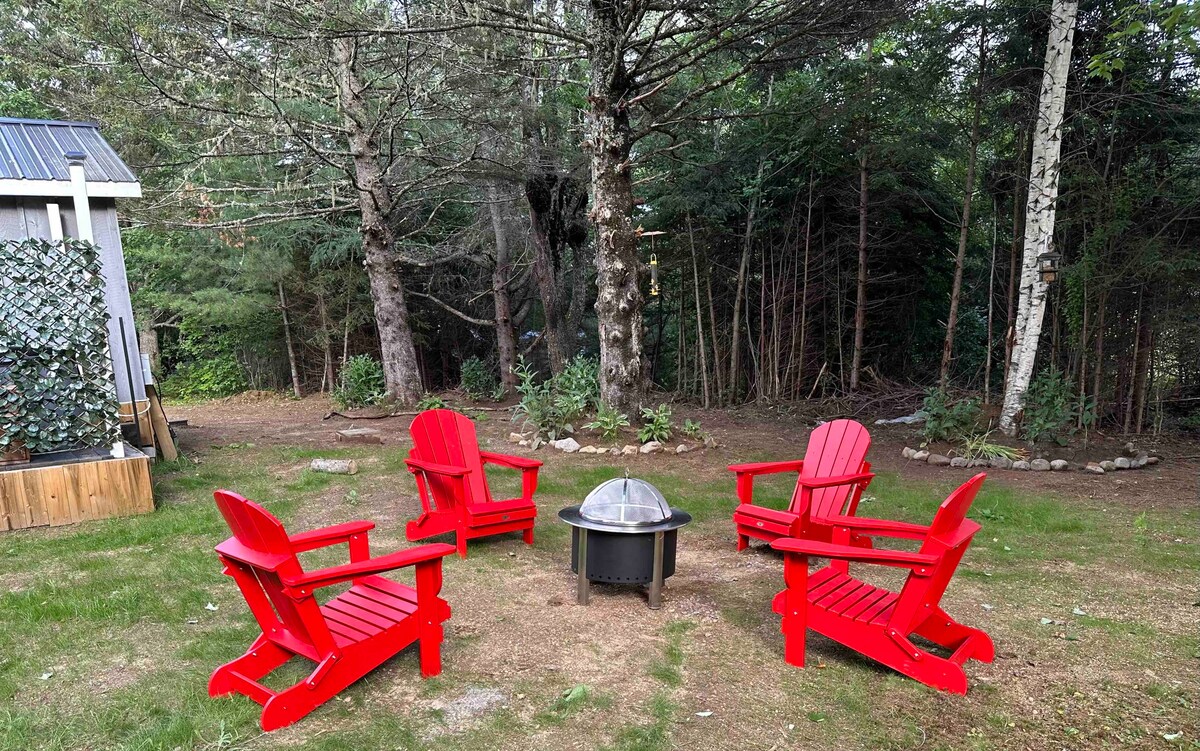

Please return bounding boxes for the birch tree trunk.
[279,282,303,399]
[334,37,423,405]
[999,0,1079,434]
[487,183,520,394]
[849,42,873,392]
[586,0,643,411]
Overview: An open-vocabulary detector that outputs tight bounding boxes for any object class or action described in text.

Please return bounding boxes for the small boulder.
[622,445,639,456]
[1132,451,1149,468]
[1100,460,1117,472]
[518,439,531,447]
[1050,459,1069,471]
[1114,457,1131,470]
[902,447,916,459]
[1084,462,1105,474]
[927,454,951,466]
[1146,456,1160,465]
[579,445,599,454]
[1030,459,1051,471]
[950,457,968,468]
[989,457,1013,470]
[1124,442,1136,456]
[640,441,664,454]
[554,437,581,453]
[912,450,930,462]
[676,444,691,454]
[1012,460,1030,471]
[509,432,526,444]
[969,458,989,468]
[609,447,621,456]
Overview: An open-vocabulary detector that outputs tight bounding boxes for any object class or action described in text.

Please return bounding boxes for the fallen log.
[310,458,358,475]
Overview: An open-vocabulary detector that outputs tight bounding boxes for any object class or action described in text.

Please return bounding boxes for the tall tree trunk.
[317,292,335,393]
[334,37,422,405]
[850,42,873,392]
[999,0,1079,434]
[687,216,711,408]
[137,320,160,377]
[587,0,642,411]
[526,173,586,373]
[1004,125,1030,396]
[729,156,765,404]
[279,282,303,399]
[984,198,998,403]
[488,183,520,394]
[940,12,988,390]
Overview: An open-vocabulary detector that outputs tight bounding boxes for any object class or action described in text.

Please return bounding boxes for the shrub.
[332,355,386,409]
[638,404,673,443]
[417,393,448,411]
[583,403,630,441]
[1021,366,1087,443]
[681,419,704,439]
[159,354,247,401]
[554,356,600,423]
[460,356,498,401]
[512,356,601,442]
[921,388,982,443]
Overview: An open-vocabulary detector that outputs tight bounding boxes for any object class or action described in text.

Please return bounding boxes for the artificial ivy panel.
[0,237,121,454]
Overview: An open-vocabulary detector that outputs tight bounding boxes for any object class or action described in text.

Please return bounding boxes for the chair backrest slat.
[213,490,334,655]
[409,410,491,507]
[791,419,871,519]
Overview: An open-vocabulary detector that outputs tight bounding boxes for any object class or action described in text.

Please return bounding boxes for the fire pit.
[557,477,692,609]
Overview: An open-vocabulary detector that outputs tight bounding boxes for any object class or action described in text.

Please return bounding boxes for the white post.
[65,152,94,243]
[46,203,64,241]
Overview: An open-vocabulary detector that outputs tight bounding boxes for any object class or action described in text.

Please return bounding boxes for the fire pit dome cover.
[580,477,671,526]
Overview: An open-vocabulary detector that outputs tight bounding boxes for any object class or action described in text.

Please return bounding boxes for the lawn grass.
[0,441,1196,750]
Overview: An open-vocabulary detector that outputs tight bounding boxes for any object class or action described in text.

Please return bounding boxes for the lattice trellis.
[0,237,121,454]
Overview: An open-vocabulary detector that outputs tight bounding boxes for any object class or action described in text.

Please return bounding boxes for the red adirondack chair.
[730,419,874,550]
[770,473,994,694]
[208,490,454,731]
[405,409,541,558]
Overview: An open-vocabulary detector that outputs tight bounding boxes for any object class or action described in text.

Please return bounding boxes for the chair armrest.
[405,457,470,476]
[728,459,805,476]
[824,514,929,539]
[770,538,938,571]
[796,471,875,489]
[285,543,457,592]
[288,520,376,553]
[480,450,542,470]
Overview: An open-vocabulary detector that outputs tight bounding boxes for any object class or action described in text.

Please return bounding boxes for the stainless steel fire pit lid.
[579,477,670,526]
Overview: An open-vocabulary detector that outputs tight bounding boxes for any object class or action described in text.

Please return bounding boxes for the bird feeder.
[1038,250,1062,284]
[637,228,666,297]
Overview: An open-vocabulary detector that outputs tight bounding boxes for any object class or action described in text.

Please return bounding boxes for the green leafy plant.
[417,393,448,411]
[459,356,498,401]
[332,354,386,409]
[553,355,600,423]
[1021,367,1079,443]
[583,403,630,440]
[681,419,704,439]
[512,356,601,442]
[159,354,247,400]
[921,388,982,443]
[960,432,1027,462]
[638,404,673,443]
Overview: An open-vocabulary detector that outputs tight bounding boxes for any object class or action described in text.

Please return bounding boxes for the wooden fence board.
[0,452,153,531]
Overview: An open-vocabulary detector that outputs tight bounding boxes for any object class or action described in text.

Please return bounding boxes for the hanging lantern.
[1037,250,1062,284]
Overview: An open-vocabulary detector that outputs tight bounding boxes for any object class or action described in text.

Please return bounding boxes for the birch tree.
[999,0,1079,434]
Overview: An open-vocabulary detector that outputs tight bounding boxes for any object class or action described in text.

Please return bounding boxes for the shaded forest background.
[2,0,1197,434]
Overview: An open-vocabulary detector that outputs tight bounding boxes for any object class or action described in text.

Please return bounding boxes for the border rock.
[1050,459,1069,471]
[1012,460,1030,471]
[1030,459,1051,471]
[927,454,951,466]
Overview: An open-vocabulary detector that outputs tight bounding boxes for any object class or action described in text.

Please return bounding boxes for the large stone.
[676,444,692,454]
[1100,460,1117,472]
[1012,460,1030,471]
[901,447,916,459]
[1114,457,1131,470]
[622,445,639,456]
[336,428,383,445]
[912,450,930,462]
[927,454,951,466]
[1030,459,1051,471]
[509,432,526,444]
[950,457,968,468]
[640,441,664,454]
[1084,462,1105,474]
[554,437,581,453]
[1050,459,1069,471]
[989,457,1013,470]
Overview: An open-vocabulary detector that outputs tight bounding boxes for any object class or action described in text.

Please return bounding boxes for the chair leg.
[523,526,534,545]
[781,553,808,668]
[915,608,995,664]
[736,532,750,551]
[456,532,468,559]
[208,634,290,698]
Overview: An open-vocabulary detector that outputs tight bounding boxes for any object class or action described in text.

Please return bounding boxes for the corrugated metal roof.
[0,117,138,183]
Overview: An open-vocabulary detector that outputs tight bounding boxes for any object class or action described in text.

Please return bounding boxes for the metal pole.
[649,531,665,609]
[576,528,590,605]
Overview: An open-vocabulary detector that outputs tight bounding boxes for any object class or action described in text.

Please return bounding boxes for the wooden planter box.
[0,445,153,531]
